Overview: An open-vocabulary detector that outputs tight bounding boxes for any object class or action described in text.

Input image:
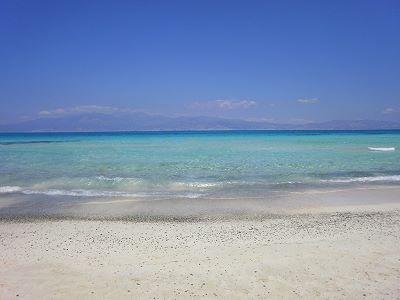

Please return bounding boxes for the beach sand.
[1,188,400,299]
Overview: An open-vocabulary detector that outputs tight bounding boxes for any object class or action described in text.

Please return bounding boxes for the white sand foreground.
[1,202,400,299]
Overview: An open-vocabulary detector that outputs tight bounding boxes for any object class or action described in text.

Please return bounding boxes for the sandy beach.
[1,187,400,299]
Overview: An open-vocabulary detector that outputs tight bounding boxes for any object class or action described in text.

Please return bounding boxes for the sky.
[1,0,400,124]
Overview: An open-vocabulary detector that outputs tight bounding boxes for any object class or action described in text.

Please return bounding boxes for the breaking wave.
[0,185,203,198]
[368,147,395,151]
[322,175,400,183]
[0,186,22,193]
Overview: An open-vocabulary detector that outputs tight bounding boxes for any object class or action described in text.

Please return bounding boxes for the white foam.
[0,186,22,194]
[21,189,141,197]
[0,186,142,197]
[323,175,400,183]
[184,182,220,188]
[170,182,220,190]
[0,186,205,198]
[177,193,203,199]
[368,147,395,151]
[95,176,141,182]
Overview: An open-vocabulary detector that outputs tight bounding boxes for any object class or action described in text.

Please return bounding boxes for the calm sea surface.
[1,131,400,203]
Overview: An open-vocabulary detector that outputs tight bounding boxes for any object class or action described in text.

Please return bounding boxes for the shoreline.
[1,184,400,221]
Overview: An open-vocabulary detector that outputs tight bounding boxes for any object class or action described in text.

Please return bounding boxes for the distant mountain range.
[1,112,400,132]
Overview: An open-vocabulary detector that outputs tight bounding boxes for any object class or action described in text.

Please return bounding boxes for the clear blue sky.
[1,0,400,124]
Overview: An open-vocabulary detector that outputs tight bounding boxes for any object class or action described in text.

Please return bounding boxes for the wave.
[0,186,203,198]
[1,174,399,198]
[368,147,395,151]
[0,186,142,197]
[96,177,220,190]
[22,189,140,197]
[170,182,221,190]
[0,186,22,193]
[322,175,400,183]
[95,176,143,184]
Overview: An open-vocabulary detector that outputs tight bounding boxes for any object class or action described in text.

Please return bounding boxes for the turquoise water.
[1,131,400,202]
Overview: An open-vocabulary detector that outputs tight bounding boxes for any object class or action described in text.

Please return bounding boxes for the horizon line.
[2,128,400,134]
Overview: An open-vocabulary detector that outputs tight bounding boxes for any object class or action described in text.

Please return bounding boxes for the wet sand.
[1,188,400,299]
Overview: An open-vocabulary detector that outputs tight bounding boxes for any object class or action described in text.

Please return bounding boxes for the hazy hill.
[0,113,399,132]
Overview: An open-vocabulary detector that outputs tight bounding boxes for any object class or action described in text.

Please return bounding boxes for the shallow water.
[0,131,399,208]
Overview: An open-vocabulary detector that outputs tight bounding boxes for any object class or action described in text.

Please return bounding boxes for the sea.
[1,130,399,217]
